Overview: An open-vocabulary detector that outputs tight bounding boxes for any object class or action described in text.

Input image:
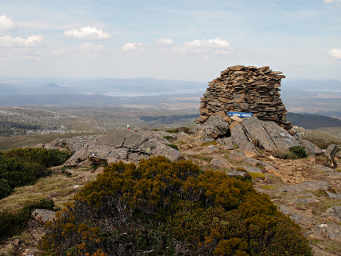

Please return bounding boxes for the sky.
[0,0,341,81]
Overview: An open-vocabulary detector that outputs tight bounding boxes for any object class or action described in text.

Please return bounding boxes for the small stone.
[210,157,232,169]
[32,209,56,224]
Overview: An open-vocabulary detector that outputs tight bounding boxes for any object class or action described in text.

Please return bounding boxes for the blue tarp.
[227,112,253,118]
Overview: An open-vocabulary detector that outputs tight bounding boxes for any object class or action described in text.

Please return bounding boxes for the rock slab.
[47,129,182,166]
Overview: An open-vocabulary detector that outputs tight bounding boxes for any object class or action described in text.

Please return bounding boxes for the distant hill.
[0,78,206,97]
[140,112,341,130]
[287,112,341,129]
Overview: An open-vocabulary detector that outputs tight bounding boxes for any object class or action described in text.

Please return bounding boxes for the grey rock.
[278,205,303,224]
[227,170,249,178]
[295,197,319,205]
[210,157,232,169]
[229,117,300,156]
[226,150,247,163]
[32,209,56,224]
[196,115,230,141]
[332,206,341,220]
[315,223,341,242]
[279,181,329,193]
[241,165,264,174]
[324,144,340,168]
[326,191,341,200]
[300,139,323,155]
[326,206,341,221]
[242,117,300,155]
[230,123,257,155]
[49,129,181,167]
[217,137,235,150]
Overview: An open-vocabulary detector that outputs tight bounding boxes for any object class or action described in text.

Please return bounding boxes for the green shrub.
[0,178,12,199]
[0,198,54,241]
[41,157,311,256]
[166,126,193,134]
[167,143,179,150]
[163,135,176,142]
[4,148,71,167]
[0,148,71,199]
[287,146,307,159]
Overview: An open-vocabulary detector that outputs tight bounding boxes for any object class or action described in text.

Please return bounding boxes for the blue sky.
[0,0,340,81]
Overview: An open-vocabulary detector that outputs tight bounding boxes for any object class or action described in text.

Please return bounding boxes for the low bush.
[166,126,193,134]
[41,157,312,256]
[167,143,179,150]
[163,135,176,142]
[0,148,71,199]
[0,178,12,199]
[4,148,71,167]
[286,146,307,159]
[0,198,54,241]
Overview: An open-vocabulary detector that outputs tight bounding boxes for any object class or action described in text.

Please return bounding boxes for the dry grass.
[248,172,266,180]
[186,154,213,162]
[0,133,94,151]
[302,129,341,149]
[258,185,275,190]
[200,141,217,147]
[0,168,98,212]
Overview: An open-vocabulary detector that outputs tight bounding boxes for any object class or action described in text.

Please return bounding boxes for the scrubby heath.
[0,148,71,199]
[0,198,54,241]
[41,157,312,256]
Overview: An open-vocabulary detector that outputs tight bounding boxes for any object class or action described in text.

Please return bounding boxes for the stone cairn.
[198,65,292,130]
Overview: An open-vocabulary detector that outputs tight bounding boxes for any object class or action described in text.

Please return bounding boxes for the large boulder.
[230,123,258,156]
[300,139,323,155]
[228,117,301,156]
[32,209,56,224]
[325,144,340,168]
[242,117,299,155]
[47,129,181,167]
[196,115,230,141]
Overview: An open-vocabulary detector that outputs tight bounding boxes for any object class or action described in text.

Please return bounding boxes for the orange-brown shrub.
[40,156,312,256]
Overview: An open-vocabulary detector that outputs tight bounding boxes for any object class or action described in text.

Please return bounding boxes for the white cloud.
[51,48,67,56]
[80,42,103,51]
[80,42,104,55]
[180,38,231,55]
[329,48,341,59]
[121,42,143,52]
[324,0,340,3]
[207,38,230,48]
[0,35,43,47]
[51,43,104,57]
[64,26,110,40]
[0,15,15,30]
[157,38,174,46]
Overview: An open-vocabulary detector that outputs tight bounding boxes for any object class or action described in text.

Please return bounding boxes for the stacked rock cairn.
[198,65,292,130]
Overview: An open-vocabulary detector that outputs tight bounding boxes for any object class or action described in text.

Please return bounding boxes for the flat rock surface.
[234,117,300,155]
[47,129,181,167]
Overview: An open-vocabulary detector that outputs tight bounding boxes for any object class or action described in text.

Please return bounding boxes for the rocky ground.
[0,121,340,255]
[177,132,341,256]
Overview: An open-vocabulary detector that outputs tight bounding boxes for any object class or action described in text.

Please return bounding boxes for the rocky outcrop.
[325,144,340,168]
[31,209,56,224]
[195,115,230,141]
[196,115,321,158]
[198,65,291,130]
[46,129,181,167]
[300,139,323,155]
[216,117,298,156]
